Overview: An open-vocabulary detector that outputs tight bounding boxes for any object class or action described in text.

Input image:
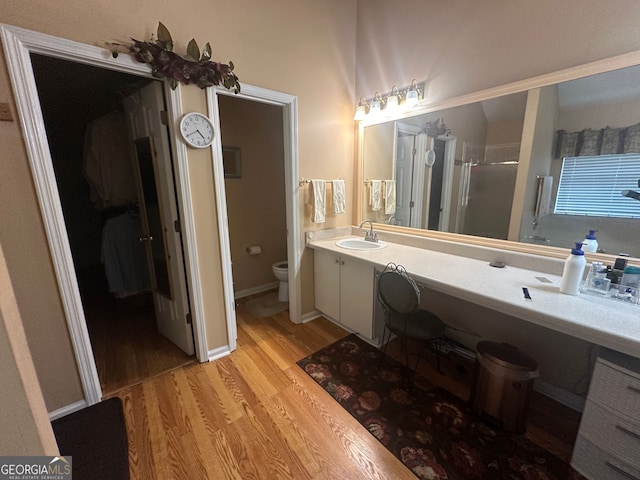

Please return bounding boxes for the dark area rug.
[52,397,129,480]
[297,334,585,480]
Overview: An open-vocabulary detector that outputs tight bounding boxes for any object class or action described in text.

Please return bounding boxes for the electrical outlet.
[0,103,13,121]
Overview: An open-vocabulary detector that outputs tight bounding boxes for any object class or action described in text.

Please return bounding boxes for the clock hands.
[186,129,206,139]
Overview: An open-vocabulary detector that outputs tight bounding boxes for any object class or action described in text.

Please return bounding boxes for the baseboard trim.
[234,282,278,299]
[300,310,323,324]
[208,345,231,362]
[534,379,585,412]
[49,399,87,421]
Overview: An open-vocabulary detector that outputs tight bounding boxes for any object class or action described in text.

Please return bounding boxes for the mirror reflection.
[361,64,640,258]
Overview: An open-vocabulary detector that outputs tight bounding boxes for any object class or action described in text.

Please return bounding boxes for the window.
[554,154,640,218]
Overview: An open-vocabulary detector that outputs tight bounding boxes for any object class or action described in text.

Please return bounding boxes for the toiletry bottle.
[559,242,587,295]
[582,230,598,253]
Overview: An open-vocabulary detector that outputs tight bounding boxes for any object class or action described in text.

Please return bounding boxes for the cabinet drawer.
[572,434,640,480]
[579,400,640,469]
[589,361,640,421]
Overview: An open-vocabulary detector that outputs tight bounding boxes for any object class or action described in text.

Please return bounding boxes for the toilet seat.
[273,262,288,271]
[272,261,289,302]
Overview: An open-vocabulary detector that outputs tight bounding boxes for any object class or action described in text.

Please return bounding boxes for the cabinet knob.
[339,260,345,265]
[334,258,340,264]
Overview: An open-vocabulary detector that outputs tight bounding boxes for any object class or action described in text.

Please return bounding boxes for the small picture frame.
[222,146,242,179]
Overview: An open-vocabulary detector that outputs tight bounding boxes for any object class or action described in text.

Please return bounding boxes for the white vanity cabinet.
[571,348,640,480]
[313,249,376,341]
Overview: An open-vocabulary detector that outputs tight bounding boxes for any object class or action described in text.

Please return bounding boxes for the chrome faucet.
[359,220,378,242]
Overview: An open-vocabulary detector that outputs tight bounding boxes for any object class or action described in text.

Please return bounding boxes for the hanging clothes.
[83,112,138,209]
[101,212,150,297]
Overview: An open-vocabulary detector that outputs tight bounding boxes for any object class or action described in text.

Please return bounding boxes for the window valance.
[555,122,640,158]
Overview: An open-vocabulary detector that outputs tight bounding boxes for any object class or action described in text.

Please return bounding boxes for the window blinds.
[554,154,640,218]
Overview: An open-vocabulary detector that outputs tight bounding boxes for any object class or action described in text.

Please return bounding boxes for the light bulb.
[354,104,366,121]
[369,100,381,116]
[386,94,398,112]
[405,88,419,108]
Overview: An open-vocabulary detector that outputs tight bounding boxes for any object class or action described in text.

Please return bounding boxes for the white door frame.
[0,24,212,406]
[210,87,301,326]
[437,134,457,232]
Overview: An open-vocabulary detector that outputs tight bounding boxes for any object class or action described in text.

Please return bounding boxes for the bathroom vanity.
[309,227,640,477]
[313,249,376,341]
[308,228,640,357]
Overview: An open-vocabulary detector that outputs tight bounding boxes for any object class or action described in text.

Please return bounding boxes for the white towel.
[332,179,346,215]
[370,180,382,211]
[384,180,396,214]
[535,176,553,217]
[310,179,326,223]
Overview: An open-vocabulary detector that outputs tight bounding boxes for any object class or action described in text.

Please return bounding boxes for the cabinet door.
[340,258,374,339]
[314,249,340,321]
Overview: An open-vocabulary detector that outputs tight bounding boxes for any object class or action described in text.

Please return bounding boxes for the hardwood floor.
[107,296,581,479]
[82,285,195,395]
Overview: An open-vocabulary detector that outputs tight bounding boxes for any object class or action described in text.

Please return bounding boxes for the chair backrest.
[377,264,421,315]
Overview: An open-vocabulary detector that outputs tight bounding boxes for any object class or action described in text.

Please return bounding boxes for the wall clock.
[179,112,214,148]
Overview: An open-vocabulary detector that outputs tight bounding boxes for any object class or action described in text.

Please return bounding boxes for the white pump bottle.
[559,242,587,295]
[582,230,598,253]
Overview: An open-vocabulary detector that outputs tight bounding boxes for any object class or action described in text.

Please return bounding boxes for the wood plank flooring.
[83,289,195,395]
[107,296,581,479]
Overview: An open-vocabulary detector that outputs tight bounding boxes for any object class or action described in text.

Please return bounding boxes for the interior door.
[123,82,194,355]
[395,133,416,227]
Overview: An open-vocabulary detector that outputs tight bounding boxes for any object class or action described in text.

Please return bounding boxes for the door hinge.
[160,110,168,125]
[186,312,192,325]
[174,219,181,233]
[410,200,415,207]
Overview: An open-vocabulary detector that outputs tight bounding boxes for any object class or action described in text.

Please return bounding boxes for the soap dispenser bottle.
[560,242,587,295]
[582,230,598,253]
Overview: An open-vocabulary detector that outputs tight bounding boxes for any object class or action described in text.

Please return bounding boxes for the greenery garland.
[420,118,449,137]
[110,22,240,92]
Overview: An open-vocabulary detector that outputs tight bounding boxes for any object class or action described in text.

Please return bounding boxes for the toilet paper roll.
[246,245,262,255]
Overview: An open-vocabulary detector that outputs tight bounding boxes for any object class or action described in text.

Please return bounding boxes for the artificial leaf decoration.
[156,22,173,51]
[420,117,449,137]
[187,39,200,61]
[200,43,212,62]
[108,22,240,93]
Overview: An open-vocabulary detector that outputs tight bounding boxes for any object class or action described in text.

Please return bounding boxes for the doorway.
[217,94,288,311]
[3,23,300,409]
[29,54,195,395]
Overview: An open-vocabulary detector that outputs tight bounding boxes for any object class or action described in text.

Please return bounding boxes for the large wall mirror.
[358,55,640,261]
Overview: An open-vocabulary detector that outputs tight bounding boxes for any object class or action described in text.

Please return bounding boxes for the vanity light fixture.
[354,80,425,121]
[386,86,400,112]
[369,92,384,116]
[405,79,421,109]
[354,97,369,120]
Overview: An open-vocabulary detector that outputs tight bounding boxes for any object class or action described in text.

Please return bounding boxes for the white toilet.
[272,261,289,302]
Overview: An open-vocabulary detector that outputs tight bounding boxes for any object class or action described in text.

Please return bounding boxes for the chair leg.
[378,325,391,370]
[434,338,443,374]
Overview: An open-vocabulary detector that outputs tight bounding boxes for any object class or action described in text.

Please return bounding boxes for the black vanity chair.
[377,262,446,384]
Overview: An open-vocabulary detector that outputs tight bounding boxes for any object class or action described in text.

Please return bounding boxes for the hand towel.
[384,180,396,214]
[311,179,326,223]
[370,180,382,211]
[332,179,346,215]
[535,176,553,217]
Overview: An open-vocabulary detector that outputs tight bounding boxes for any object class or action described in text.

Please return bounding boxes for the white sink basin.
[335,238,387,250]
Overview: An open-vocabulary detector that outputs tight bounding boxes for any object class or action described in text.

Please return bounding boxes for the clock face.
[180,113,214,148]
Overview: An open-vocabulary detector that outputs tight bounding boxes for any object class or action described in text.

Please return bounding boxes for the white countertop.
[308,234,640,358]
